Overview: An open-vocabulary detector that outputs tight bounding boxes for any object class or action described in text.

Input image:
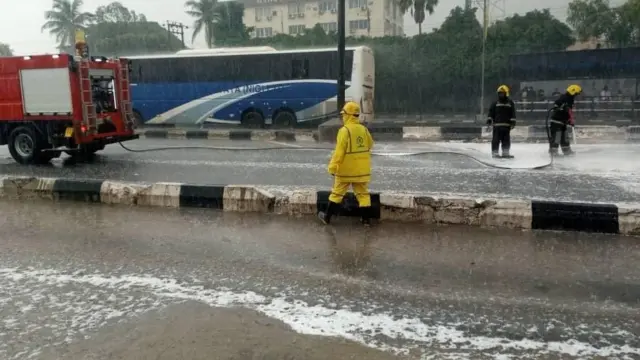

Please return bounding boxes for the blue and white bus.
[127,46,375,127]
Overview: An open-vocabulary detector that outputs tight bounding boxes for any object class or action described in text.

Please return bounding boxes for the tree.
[567,0,640,47]
[85,1,182,56]
[94,1,147,23]
[213,1,252,46]
[0,42,13,56]
[87,22,183,56]
[397,0,439,34]
[185,0,220,48]
[41,0,94,52]
[486,9,574,88]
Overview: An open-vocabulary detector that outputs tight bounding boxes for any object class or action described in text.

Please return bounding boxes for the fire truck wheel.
[8,126,46,165]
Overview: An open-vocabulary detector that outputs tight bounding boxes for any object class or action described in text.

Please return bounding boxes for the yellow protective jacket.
[327,115,374,182]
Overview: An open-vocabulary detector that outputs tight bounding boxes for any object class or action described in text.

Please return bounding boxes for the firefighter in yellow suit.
[318,101,374,226]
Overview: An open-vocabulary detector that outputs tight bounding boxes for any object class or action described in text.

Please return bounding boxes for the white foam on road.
[0,267,637,360]
[379,142,640,179]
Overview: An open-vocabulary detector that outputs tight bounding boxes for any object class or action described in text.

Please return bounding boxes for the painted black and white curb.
[136,125,640,143]
[1,176,638,236]
[136,128,318,142]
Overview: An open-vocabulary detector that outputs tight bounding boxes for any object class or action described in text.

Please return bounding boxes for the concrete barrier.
[137,129,316,142]
[0,176,637,236]
[137,125,633,143]
[626,125,640,142]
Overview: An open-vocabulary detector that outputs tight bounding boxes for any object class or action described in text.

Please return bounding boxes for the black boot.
[318,201,340,225]
[501,149,514,159]
[562,146,575,156]
[360,206,372,227]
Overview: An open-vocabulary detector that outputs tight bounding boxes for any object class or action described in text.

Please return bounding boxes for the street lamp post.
[479,0,488,117]
[337,0,346,112]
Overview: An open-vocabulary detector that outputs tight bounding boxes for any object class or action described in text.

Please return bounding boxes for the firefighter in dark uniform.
[549,84,582,156]
[486,85,516,158]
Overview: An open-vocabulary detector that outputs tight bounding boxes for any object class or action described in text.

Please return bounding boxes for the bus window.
[292,59,309,79]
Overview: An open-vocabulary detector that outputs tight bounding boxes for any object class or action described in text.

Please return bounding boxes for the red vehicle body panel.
[0,53,135,145]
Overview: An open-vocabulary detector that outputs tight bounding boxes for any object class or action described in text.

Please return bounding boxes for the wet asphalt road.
[0,201,639,359]
[0,139,639,203]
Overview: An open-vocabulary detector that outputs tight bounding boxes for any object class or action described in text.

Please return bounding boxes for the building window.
[255,7,272,18]
[289,25,306,35]
[349,20,369,31]
[348,0,367,9]
[255,27,273,38]
[320,22,338,33]
[319,1,337,12]
[288,3,304,15]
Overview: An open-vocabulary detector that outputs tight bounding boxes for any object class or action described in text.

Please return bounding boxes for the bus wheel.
[241,110,264,129]
[8,126,46,165]
[273,110,297,128]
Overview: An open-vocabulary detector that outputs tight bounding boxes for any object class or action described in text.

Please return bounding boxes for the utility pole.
[473,0,506,116]
[166,21,188,48]
[337,0,346,112]
[479,0,487,116]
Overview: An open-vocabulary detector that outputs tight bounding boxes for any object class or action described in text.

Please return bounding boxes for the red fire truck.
[0,53,138,164]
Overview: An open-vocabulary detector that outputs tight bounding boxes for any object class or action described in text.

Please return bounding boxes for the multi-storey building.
[239,0,404,38]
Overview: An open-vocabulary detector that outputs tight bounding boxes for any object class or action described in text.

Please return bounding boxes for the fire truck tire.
[8,126,47,165]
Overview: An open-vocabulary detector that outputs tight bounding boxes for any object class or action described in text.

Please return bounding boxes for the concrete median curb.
[136,128,318,142]
[0,175,636,236]
[314,122,640,143]
[139,126,640,143]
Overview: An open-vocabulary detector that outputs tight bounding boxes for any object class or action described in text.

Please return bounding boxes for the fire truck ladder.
[118,60,134,131]
[78,60,97,134]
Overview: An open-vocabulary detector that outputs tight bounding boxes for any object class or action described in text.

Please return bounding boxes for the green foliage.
[94,1,147,23]
[396,0,439,34]
[87,22,183,56]
[41,0,183,56]
[41,0,94,51]
[0,42,13,57]
[185,0,220,48]
[213,1,252,46]
[567,0,640,47]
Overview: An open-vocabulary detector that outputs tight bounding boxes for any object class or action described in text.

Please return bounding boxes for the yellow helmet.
[567,84,582,96]
[340,101,360,116]
[497,85,510,96]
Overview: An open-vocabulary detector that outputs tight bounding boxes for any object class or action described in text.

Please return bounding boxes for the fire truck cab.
[0,53,138,164]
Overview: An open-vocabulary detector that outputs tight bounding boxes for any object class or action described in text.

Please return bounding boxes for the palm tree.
[41,0,94,52]
[397,0,439,34]
[185,0,220,48]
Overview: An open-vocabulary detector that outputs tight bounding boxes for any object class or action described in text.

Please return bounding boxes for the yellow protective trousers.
[328,178,371,207]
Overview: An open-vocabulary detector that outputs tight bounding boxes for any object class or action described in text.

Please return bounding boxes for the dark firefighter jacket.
[487,98,516,127]
[550,93,575,125]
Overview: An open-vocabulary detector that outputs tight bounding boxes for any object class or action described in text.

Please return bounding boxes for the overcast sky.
[0,0,609,55]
